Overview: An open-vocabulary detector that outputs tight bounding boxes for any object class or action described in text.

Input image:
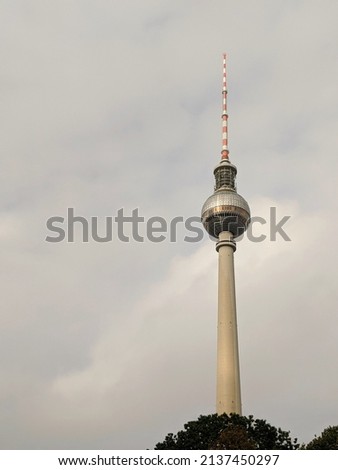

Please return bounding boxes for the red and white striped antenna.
[221,53,229,160]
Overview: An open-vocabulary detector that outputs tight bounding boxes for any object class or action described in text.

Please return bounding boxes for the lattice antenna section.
[221,53,229,160]
[213,53,237,191]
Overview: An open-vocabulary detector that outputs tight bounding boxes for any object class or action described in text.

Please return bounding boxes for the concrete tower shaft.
[216,232,241,414]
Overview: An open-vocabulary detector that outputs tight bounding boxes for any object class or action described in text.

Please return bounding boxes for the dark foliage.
[154,414,299,450]
[306,426,338,450]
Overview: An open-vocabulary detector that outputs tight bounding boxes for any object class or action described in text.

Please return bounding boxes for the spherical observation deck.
[201,189,250,239]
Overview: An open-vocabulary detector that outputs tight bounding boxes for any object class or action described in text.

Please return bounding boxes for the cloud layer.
[1,0,338,448]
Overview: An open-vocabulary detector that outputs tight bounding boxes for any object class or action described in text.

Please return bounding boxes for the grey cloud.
[1,0,338,449]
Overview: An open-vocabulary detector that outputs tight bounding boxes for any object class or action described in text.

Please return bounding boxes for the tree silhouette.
[154,414,299,450]
[306,426,338,450]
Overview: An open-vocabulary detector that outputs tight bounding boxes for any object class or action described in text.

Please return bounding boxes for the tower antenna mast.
[221,53,229,160]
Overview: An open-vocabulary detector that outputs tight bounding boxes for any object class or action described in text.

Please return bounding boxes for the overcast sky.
[1,0,338,449]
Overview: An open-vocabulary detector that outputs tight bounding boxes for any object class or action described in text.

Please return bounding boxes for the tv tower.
[201,54,250,415]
